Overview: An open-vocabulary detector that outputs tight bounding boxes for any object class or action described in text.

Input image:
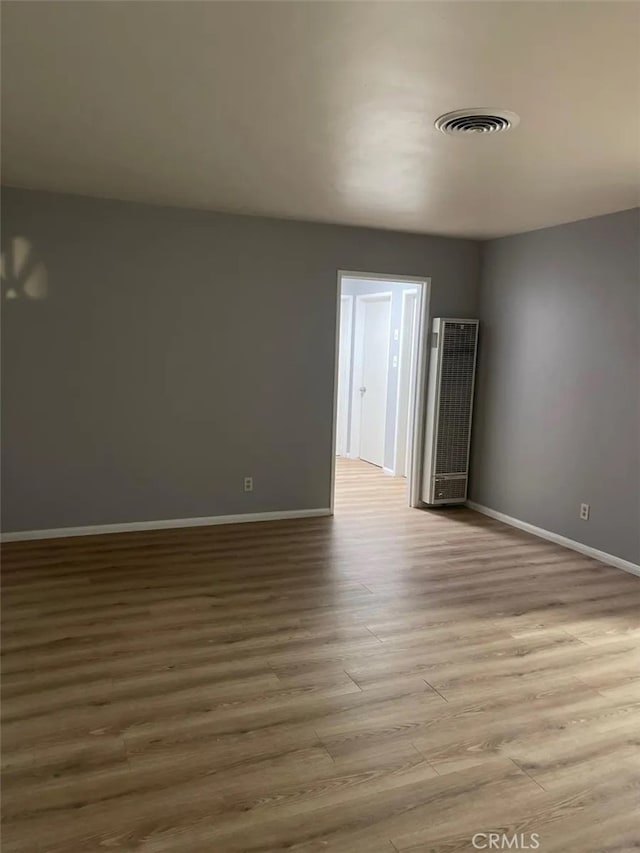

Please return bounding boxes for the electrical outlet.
[579,503,590,521]
[244,476,253,493]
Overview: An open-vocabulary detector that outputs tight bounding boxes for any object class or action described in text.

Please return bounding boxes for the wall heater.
[422,318,479,505]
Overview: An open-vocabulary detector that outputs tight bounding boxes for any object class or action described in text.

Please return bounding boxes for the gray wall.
[470,208,640,565]
[340,277,420,472]
[1,187,480,532]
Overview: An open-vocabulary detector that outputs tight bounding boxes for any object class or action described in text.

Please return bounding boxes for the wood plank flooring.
[2,458,639,852]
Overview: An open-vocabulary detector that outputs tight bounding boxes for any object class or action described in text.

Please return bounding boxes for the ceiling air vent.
[435,108,520,135]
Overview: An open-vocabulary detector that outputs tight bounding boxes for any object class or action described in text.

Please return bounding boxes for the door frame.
[331,271,431,510]
[349,291,392,465]
[335,294,354,457]
[393,288,419,478]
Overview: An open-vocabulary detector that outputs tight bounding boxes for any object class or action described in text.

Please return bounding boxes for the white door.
[358,296,391,466]
[336,296,353,456]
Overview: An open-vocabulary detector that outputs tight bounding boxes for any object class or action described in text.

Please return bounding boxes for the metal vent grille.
[434,322,478,475]
[435,108,520,136]
[433,477,467,501]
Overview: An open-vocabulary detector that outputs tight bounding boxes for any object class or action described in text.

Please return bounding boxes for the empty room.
[1,2,639,852]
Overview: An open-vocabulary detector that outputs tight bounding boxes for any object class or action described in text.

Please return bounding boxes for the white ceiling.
[2,1,639,239]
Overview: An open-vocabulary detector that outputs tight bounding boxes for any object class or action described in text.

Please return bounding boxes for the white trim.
[393,289,418,480]
[339,270,431,286]
[349,291,392,466]
[1,508,332,543]
[466,501,640,578]
[329,273,344,512]
[383,466,395,476]
[408,282,431,507]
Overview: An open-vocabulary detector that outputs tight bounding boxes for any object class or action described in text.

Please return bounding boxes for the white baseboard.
[383,466,396,477]
[466,501,640,579]
[1,508,333,543]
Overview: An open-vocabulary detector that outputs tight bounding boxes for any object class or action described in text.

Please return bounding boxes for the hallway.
[334,457,408,515]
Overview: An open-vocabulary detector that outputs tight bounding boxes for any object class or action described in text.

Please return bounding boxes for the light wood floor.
[2,458,639,852]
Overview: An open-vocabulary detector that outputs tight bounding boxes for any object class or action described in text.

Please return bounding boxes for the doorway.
[332,271,430,510]
[352,292,392,467]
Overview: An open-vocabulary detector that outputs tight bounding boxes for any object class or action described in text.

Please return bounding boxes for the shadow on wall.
[1,236,49,301]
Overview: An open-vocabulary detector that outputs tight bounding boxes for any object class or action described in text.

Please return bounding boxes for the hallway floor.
[334,456,408,513]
